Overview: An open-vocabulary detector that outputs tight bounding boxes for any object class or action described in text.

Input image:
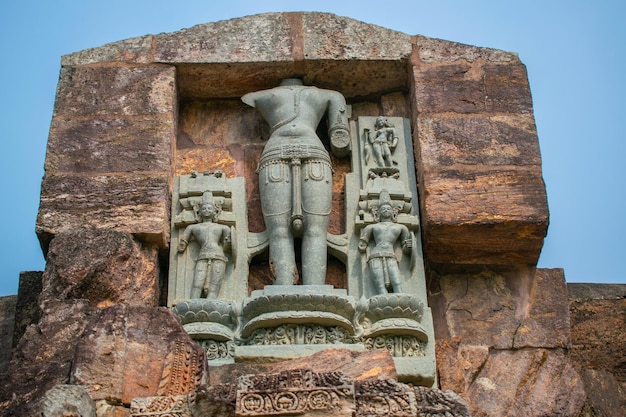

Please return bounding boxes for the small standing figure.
[178,191,231,299]
[365,116,399,167]
[358,191,412,294]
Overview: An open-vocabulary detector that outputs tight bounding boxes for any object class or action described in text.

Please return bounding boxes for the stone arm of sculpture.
[400,225,412,254]
[358,226,372,253]
[178,226,193,253]
[221,225,232,253]
[327,91,350,157]
[384,127,399,150]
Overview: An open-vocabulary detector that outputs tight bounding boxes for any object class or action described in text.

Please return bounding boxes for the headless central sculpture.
[242,79,349,285]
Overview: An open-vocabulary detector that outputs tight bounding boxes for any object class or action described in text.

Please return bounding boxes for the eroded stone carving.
[354,378,416,417]
[358,190,414,294]
[178,190,232,299]
[363,335,427,357]
[236,369,354,416]
[242,78,349,286]
[246,324,351,346]
[158,339,206,396]
[172,298,240,363]
[364,116,399,167]
[412,386,471,417]
[130,394,192,417]
[169,171,248,306]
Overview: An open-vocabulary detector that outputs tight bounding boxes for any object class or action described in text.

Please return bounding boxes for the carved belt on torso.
[197,250,227,262]
[367,249,396,261]
[257,143,331,172]
[257,143,331,233]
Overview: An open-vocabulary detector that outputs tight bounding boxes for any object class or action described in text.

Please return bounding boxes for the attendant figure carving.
[364,116,398,167]
[242,78,349,285]
[178,192,231,298]
[358,191,412,294]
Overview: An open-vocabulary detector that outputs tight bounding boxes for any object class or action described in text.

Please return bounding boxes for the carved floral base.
[171,286,435,384]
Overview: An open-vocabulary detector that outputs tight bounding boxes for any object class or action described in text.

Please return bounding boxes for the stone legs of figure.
[191,258,226,299]
[259,160,332,285]
[372,142,392,167]
[367,256,403,294]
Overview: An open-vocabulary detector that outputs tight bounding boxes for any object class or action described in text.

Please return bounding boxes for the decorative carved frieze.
[130,394,193,417]
[236,369,354,416]
[355,379,416,417]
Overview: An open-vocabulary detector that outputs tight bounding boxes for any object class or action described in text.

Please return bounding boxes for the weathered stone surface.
[0,300,97,417]
[413,61,533,114]
[12,271,42,348]
[71,305,207,405]
[569,283,626,384]
[419,167,548,265]
[430,268,570,349]
[40,229,160,308]
[209,348,396,387]
[53,65,176,118]
[415,35,518,64]
[179,100,260,147]
[45,116,174,174]
[411,35,546,267]
[40,384,96,417]
[0,296,16,380]
[61,35,154,66]
[514,268,571,348]
[437,339,586,417]
[577,369,626,417]
[303,12,411,60]
[37,172,170,249]
[412,385,471,417]
[417,114,540,167]
[156,13,293,64]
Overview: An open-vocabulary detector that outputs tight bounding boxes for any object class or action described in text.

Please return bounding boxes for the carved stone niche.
[168,171,250,305]
[344,116,436,385]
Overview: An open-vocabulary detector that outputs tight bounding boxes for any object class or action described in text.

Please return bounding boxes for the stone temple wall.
[1,11,623,417]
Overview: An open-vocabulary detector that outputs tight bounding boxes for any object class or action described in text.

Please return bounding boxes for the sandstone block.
[178,99,261,147]
[36,172,170,250]
[432,267,570,349]
[302,12,411,60]
[513,268,571,348]
[209,348,397,387]
[569,283,626,384]
[419,167,548,265]
[45,116,174,174]
[413,61,532,115]
[437,339,586,417]
[436,271,521,349]
[71,305,207,405]
[61,35,154,66]
[53,65,176,118]
[0,300,97,417]
[416,114,540,167]
[415,35,519,64]
[155,13,293,64]
[578,368,626,417]
[0,296,16,380]
[40,229,160,308]
[13,271,42,347]
[40,385,96,417]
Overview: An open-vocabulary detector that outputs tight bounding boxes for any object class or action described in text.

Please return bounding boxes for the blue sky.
[1,1,624,296]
